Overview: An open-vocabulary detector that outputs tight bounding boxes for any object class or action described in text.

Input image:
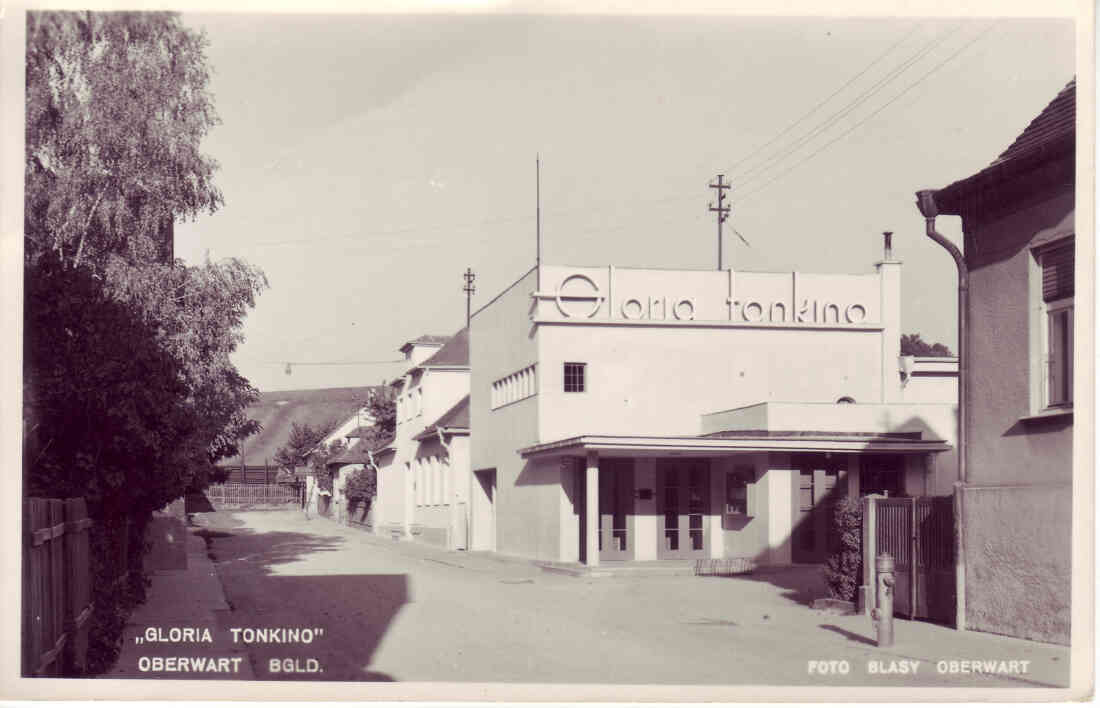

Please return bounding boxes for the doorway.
[576,458,635,563]
[473,468,496,552]
[656,458,709,559]
[599,459,634,561]
[792,454,844,563]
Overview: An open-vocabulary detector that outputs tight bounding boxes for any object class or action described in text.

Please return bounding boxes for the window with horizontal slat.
[1042,240,1074,302]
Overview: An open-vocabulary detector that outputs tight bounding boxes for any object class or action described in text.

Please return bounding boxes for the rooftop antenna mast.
[536,154,541,289]
[463,267,476,327]
[709,174,731,270]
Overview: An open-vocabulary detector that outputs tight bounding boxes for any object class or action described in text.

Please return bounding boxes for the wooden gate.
[864,496,954,624]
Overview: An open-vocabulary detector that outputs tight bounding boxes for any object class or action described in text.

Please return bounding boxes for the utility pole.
[709,174,731,270]
[463,268,476,327]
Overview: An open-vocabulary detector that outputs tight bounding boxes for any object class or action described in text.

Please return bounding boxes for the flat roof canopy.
[518,433,951,459]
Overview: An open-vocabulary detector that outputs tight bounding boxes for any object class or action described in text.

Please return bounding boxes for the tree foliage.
[24,11,264,675]
[344,467,377,501]
[360,392,396,451]
[823,496,863,602]
[309,439,346,494]
[273,420,335,473]
[26,11,222,270]
[900,333,953,357]
[23,10,265,514]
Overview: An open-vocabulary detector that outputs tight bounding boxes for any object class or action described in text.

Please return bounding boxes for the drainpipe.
[436,426,458,550]
[914,189,967,632]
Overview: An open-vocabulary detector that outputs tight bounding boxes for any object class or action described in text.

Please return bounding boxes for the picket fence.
[205,482,298,508]
[22,497,94,677]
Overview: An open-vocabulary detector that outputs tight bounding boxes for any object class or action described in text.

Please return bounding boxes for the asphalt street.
[192,510,1070,688]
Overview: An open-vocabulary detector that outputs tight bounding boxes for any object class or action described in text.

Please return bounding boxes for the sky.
[172,10,1077,393]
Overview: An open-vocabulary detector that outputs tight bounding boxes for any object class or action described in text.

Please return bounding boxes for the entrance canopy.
[518,432,950,459]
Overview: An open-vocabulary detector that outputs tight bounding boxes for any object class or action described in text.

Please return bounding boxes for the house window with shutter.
[1037,239,1074,409]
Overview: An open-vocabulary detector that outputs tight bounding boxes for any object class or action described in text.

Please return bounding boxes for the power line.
[729,23,965,194]
[721,22,923,178]
[735,21,1001,205]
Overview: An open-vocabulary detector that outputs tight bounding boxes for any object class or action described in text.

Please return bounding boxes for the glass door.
[656,458,709,559]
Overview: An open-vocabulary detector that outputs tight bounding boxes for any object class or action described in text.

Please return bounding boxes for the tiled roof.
[933,78,1075,209]
[420,327,469,368]
[991,78,1075,167]
[371,434,396,454]
[413,395,470,440]
[230,386,385,467]
[326,440,370,466]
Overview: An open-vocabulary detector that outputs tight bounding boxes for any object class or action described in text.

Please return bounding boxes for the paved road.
[194,510,1070,688]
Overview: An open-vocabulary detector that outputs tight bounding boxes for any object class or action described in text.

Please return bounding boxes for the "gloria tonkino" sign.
[548,272,869,325]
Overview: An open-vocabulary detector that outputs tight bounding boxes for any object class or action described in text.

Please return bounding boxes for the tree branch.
[72,187,106,269]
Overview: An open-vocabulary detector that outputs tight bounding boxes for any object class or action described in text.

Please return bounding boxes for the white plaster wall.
[901,373,958,404]
[539,325,884,440]
[374,455,406,531]
[878,262,902,403]
[558,457,580,563]
[765,463,794,565]
[421,369,470,428]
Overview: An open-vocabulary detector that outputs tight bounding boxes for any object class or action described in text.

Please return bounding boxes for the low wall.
[963,482,1071,645]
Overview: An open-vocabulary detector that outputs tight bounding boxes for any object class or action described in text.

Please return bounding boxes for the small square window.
[563,362,586,393]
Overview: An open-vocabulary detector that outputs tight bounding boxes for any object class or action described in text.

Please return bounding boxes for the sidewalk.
[108,529,254,679]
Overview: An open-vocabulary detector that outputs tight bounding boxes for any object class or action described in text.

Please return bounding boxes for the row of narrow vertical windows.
[414,456,449,506]
[491,364,537,409]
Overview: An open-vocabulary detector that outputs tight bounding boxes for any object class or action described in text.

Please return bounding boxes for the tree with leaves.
[26,11,222,270]
[360,390,396,450]
[273,420,335,473]
[900,333,953,357]
[24,11,265,674]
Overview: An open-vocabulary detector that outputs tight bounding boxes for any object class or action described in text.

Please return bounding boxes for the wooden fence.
[23,498,93,677]
[206,483,298,508]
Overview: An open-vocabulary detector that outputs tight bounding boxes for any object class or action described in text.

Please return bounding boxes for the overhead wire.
[727,22,965,193]
[720,22,923,179]
[734,21,1001,205]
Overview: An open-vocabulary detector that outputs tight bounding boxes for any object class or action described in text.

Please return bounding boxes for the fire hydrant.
[871,552,895,647]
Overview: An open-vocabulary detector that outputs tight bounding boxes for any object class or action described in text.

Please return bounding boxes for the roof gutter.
[915,188,968,634]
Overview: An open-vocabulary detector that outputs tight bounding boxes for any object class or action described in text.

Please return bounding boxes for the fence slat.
[204,483,297,508]
[23,497,95,677]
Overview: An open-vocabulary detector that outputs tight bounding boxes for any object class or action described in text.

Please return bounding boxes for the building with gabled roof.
[917,78,1075,644]
[371,328,472,548]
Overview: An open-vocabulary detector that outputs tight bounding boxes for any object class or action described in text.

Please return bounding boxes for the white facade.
[372,330,472,550]
[470,245,958,566]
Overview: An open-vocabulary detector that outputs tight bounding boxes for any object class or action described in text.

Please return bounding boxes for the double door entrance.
[656,459,709,559]
[577,457,711,562]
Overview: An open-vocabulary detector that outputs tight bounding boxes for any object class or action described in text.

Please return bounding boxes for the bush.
[85,511,151,675]
[823,496,863,602]
[345,467,377,501]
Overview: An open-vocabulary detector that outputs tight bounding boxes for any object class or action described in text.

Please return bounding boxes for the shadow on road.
[712,565,826,607]
[819,623,876,646]
[194,513,409,681]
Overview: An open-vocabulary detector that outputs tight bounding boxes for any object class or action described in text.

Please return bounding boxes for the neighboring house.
[918,78,1075,645]
[372,330,472,549]
[218,385,383,484]
[469,241,959,567]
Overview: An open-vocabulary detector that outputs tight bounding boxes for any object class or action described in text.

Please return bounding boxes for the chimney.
[883,231,894,261]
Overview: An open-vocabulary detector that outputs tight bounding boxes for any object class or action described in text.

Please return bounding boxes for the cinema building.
[468,237,958,566]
